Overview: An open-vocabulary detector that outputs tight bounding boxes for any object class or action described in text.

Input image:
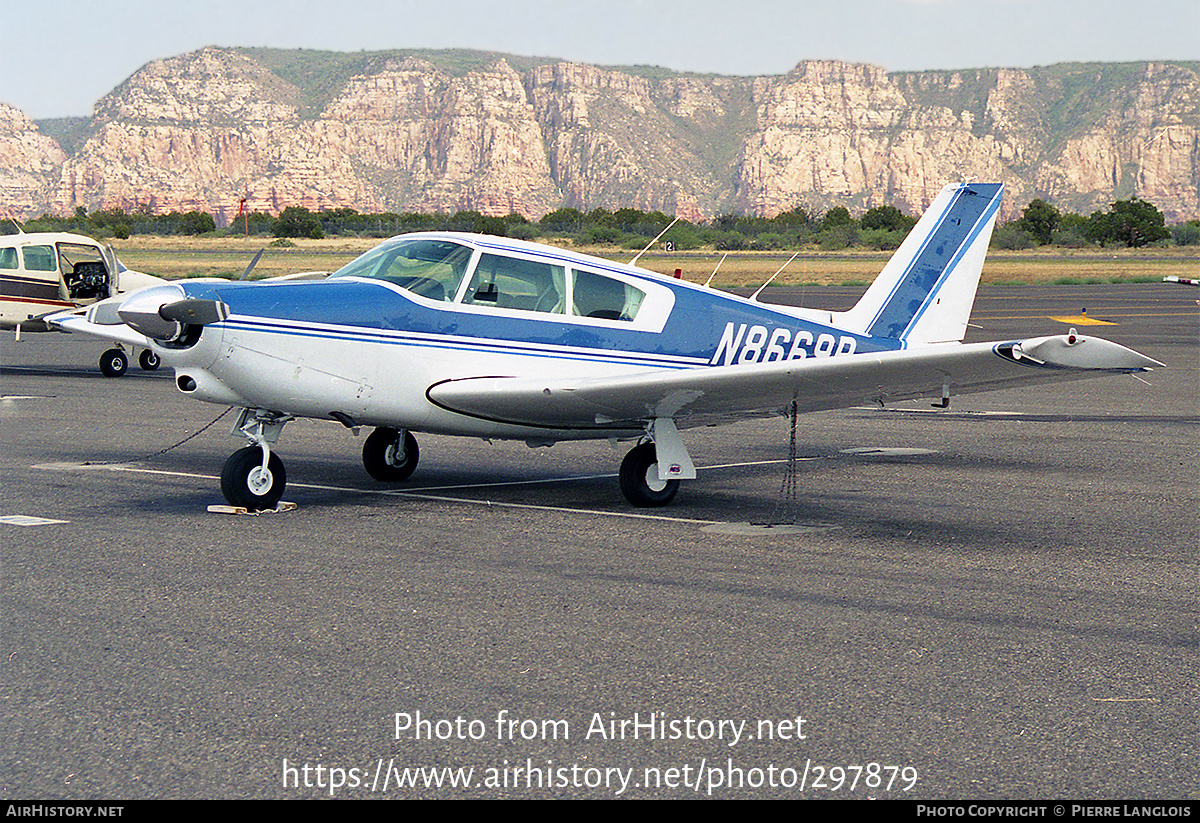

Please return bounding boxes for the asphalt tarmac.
[2,283,1196,799]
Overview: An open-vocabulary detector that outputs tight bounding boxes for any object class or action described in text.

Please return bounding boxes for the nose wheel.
[221,446,287,511]
[220,410,293,510]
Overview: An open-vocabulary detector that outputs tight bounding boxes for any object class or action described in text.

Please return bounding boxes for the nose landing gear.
[219,409,292,510]
[220,446,287,510]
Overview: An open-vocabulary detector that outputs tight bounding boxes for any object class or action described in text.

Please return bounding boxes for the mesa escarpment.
[2,48,1197,224]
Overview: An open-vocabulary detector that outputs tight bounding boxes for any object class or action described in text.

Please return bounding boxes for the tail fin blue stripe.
[865,184,1003,340]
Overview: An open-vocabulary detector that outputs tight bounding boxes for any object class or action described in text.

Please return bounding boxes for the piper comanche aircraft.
[48,183,1162,510]
[1,230,164,375]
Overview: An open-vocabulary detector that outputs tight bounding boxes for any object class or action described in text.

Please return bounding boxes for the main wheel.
[619,442,679,507]
[220,446,286,510]
[138,349,160,370]
[99,348,128,377]
[363,427,419,482]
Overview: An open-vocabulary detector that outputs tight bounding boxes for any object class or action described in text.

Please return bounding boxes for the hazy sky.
[3,0,1196,119]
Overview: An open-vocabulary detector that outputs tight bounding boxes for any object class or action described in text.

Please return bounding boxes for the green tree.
[772,206,811,230]
[1016,199,1060,245]
[274,206,324,239]
[1172,221,1200,246]
[587,208,616,228]
[1087,198,1170,247]
[176,210,216,236]
[539,207,585,234]
[821,206,853,230]
[860,204,916,234]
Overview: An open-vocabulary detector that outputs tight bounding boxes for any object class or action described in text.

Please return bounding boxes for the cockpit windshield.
[330,237,473,301]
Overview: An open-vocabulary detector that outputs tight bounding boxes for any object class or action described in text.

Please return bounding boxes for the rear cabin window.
[572,269,645,322]
[463,253,566,314]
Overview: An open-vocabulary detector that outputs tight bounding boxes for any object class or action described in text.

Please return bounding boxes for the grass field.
[109,235,1199,288]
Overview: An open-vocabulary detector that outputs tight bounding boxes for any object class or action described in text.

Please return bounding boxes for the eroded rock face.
[2,48,1197,223]
[0,104,66,218]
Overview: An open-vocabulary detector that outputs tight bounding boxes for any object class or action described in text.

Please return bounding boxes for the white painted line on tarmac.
[1,515,69,526]
[35,456,836,528]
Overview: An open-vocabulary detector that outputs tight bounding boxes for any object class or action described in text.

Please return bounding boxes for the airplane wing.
[46,303,154,348]
[427,332,1163,430]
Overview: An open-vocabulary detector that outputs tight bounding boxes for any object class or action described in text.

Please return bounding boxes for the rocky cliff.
[2,48,1197,224]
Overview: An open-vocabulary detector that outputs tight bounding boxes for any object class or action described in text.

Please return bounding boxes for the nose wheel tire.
[221,446,286,510]
[363,427,419,482]
[619,442,679,507]
[99,348,128,377]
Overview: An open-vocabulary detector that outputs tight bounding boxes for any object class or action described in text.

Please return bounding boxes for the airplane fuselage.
[150,240,900,442]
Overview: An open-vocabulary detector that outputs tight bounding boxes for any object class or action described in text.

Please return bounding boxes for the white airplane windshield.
[331,237,472,301]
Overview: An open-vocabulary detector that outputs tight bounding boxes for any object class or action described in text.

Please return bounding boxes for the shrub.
[990,225,1036,250]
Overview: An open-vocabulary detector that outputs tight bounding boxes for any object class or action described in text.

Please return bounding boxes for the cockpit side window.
[331,238,472,302]
[0,248,17,270]
[572,269,645,322]
[463,252,565,314]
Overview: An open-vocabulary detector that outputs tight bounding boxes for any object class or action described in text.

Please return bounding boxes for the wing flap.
[427,334,1162,429]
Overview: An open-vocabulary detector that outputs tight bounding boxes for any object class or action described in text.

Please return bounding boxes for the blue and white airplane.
[49,183,1162,510]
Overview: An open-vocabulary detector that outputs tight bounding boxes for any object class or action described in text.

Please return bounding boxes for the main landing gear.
[362,427,419,482]
[617,419,697,508]
[619,441,679,507]
[98,346,160,377]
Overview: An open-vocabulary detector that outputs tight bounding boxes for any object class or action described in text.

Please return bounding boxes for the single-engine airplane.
[48,183,1163,510]
[2,230,165,375]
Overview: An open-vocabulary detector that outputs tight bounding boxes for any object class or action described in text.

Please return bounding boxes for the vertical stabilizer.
[840,183,1003,344]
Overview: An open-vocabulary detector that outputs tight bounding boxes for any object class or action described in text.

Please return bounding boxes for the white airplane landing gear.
[99,347,128,377]
[138,349,160,370]
[221,446,287,510]
[97,346,160,377]
[619,441,679,507]
[220,409,292,510]
[619,419,696,507]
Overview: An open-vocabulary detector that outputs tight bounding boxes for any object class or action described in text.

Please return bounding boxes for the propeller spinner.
[117,284,228,343]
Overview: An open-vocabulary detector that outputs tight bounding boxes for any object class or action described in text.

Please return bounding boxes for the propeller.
[113,246,259,341]
[117,284,228,342]
[158,298,229,325]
